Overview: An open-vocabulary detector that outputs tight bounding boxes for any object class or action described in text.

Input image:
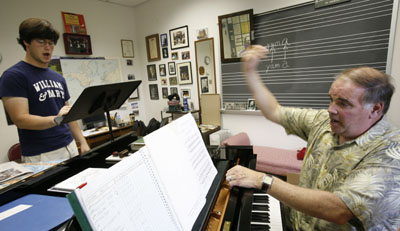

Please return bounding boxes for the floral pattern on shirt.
[280,107,400,231]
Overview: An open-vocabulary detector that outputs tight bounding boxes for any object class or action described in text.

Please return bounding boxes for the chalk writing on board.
[265,38,290,73]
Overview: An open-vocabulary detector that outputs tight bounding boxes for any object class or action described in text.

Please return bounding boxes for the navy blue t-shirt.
[0,61,73,156]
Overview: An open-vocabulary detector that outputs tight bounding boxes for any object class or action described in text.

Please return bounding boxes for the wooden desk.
[162,110,201,123]
[82,125,133,149]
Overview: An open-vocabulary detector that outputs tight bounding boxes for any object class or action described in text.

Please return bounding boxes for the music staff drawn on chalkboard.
[265,38,290,73]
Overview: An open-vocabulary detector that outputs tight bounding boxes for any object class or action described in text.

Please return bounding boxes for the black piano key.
[251,223,271,231]
[252,204,270,211]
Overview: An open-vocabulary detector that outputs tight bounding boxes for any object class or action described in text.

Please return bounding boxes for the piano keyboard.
[251,193,283,231]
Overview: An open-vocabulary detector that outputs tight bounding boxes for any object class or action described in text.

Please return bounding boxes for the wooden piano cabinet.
[206,181,231,231]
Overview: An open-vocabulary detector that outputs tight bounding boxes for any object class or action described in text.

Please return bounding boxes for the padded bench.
[222,132,303,176]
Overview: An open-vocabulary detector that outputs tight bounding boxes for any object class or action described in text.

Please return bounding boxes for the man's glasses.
[34,39,55,47]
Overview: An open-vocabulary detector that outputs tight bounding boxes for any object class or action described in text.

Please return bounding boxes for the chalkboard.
[221,0,395,109]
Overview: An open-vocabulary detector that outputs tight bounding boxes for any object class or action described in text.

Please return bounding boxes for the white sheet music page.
[144,113,217,231]
[75,150,181,231]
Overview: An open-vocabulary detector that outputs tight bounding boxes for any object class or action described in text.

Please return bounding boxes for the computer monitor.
[81,113,106,129]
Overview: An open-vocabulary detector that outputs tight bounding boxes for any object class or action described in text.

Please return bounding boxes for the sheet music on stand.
[67,113,217,231]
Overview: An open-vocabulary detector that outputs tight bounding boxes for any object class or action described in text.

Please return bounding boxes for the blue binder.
[0,194,73,231]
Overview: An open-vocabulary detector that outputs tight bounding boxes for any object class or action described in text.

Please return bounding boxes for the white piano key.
[252,194,283,231]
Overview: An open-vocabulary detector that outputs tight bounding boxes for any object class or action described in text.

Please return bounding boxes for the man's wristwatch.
[261,174,273,191]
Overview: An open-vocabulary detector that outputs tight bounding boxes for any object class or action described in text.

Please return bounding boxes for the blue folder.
[0,194,73,231]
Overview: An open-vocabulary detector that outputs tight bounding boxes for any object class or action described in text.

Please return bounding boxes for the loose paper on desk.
[144,113,218,230]
[0,162,33,183]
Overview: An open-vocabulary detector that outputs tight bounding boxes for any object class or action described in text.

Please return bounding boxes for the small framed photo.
[200,77,209,93]
[126,59,133,66]
[121,39,134,58]
[196,28,208,39]
[161,77,168,85]
[169,25,189,50]
[63,33,92,55]
[159,64,166,76]
[181,51,190,60]
[247,99,256,110]
[162,87,168,98]
[147,64,157,81]
[168,62,176,75]
[181,89,191,99]
[162,47,169,58]
[171,52,179,60]
[128,74,135,80]
[149,84,159,100]
[170,87,178,95]
[129,88,139,100]
[160,33,168,47]
[177,62,192,85]
[145,34,161,62]
[169,76,178,85]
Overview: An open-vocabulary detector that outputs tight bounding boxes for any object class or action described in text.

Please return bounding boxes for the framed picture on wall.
[159,64,166,76]
[149,84,159,100]
[177,62,192,85]
[162,47,169,58]
[169,25,189,50]
[169,76,178,85]
[171,52,179,60]
[181,51,190,60]
[168,62,176,75]
[200,77,209,93]
[218,9,254,63]
[147,64,157,81]
[162,87,168,98]
[181,89,191,99]
[63,33,92,55]
[121,39,134,58]
[129,88,139,100]
[145,34,161,62]
[170,87,178,95]
[160,33,168,47]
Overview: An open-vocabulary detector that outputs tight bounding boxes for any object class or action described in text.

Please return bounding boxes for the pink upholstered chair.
[222,132,302,176]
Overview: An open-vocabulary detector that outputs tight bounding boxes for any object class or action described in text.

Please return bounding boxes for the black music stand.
[54,81,141,142]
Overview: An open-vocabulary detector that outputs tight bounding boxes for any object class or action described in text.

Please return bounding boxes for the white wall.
[1,0,399,162]
[134,0,400,148]
[0,0,142,163]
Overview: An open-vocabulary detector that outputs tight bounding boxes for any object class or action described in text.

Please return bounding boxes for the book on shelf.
[48,168,107,193]
[67,113,217,231]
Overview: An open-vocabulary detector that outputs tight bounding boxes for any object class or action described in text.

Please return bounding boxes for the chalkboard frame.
[220,0,398,110]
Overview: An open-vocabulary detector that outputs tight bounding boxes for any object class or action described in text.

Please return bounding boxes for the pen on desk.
[77,182,87,189]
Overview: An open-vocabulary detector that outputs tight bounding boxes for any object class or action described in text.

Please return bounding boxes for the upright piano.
[0,132,284,230]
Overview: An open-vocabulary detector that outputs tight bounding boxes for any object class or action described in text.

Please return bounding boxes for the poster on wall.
[61,12,87,34]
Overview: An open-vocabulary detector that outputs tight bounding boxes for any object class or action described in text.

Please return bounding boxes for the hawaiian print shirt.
[280,107,400,231]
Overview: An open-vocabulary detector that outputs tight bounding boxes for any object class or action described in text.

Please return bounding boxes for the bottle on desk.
[183,97,189,112]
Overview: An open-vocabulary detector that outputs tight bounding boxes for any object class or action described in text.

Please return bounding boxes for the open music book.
[67,113,217,231]
[48,168,107,193]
